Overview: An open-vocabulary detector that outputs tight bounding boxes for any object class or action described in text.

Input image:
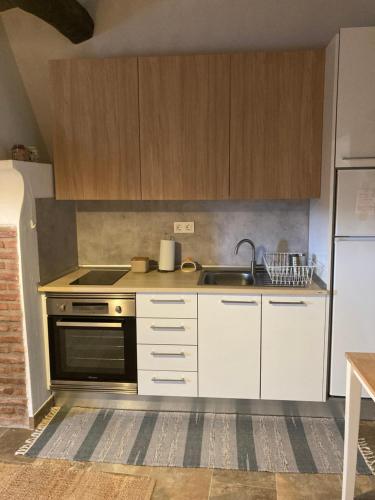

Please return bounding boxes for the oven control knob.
[115,306,122,314]
[59,304,66,312]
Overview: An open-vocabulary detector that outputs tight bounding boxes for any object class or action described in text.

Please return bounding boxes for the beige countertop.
[38,267,328,296]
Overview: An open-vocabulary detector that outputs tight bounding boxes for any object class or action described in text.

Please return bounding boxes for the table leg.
[342,360,362,500]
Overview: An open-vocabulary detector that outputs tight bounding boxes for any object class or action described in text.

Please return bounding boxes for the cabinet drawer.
[137,318,197,345]
[137,344,197,371]
[138,370,197,397]
[136,293,197,318]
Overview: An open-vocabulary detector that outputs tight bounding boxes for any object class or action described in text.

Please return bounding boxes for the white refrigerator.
[330,169,375,396]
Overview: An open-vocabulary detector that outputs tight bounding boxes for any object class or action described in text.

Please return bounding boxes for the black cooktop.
[70,270,128,286]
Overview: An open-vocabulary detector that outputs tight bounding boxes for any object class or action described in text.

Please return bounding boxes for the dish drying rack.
[263,253,315,287]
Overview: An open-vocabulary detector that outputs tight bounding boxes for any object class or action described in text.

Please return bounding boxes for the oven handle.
[55,321,123,329]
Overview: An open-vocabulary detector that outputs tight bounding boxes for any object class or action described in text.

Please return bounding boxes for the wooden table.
[342,353,375,500]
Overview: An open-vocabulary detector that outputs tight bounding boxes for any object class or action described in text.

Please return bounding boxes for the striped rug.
[17,407,372,474]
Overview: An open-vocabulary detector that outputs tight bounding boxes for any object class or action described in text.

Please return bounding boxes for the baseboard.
[29,394,55,429]
[52,391,375,419]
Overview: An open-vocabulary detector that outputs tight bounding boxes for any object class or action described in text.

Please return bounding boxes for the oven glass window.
[61,327,125,374]
[49,316,137,383]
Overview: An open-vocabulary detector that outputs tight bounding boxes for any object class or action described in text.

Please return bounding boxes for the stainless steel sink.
[198,266,312,288]
[198,270,256,286]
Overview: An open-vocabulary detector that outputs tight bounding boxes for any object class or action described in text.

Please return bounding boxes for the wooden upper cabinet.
[230,50,325,199]
[50,58,141,200]
[138,54,230,200]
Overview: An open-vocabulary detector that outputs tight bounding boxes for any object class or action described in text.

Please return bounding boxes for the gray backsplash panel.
[76,200,309,267]
[36,199,78,283]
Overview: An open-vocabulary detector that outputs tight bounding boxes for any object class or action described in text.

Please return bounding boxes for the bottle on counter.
[27,146,40,162]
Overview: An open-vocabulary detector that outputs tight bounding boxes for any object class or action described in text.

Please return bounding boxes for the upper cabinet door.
[336,27,375,168]
[230,50,324,199]
[50,58,141,200]
[139,55,230,200]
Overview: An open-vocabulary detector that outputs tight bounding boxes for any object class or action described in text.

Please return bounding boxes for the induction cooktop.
[70,270,128,286]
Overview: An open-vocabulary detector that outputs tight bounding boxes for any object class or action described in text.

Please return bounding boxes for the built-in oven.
[47,294,137,393]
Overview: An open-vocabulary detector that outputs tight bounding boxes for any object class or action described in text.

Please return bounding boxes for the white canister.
[159,238,175,272]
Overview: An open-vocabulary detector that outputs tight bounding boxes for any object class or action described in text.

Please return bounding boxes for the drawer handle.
[150,299,185,304]
[150,351,186,357]
[150,325,185,331]
[269,301,306,305]
[342,156,375,160]
[151,377,186,383]
[221,300,257,305]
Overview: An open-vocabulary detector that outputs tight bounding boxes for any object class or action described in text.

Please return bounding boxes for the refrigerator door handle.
[335,237,375,242]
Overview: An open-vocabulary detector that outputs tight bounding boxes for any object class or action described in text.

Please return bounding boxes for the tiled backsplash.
[76,201,309,266]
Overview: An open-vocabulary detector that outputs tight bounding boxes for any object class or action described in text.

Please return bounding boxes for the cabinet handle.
[150,325,185,331]
[56,321,123,329]
[221,300,257,305]
[342,156,375,160]
[150,299,185,304]
[269,300,306,305]
[150,351,185,357]
[151,377,186,383]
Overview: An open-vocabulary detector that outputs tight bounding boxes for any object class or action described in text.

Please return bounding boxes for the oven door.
[48,316,137,383]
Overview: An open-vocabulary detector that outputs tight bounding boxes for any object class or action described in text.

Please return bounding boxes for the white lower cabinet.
[136,293,197,318]
[136,291,327,401]
[137,344,197,372]
[137,318,197,345]
[198,294,261,399]
[136,292,198,397]
[261,296,327,402]
[138,370,197,397]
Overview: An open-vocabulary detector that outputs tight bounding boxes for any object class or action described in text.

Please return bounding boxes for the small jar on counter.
[11,144,30,161]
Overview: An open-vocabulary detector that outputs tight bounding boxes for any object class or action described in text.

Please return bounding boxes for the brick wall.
[0,226,28,428]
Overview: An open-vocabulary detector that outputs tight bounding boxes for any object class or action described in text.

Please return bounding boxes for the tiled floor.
[1,426,375,499]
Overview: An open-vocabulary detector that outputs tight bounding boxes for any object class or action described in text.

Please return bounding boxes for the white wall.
[0,161,54,417]
[2,0,375,156]
[0,20,46,161]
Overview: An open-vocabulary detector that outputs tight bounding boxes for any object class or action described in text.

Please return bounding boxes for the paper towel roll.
[159,239,175,271]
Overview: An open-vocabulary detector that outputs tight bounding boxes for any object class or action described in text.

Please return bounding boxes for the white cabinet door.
[261,296,327,402]
[198,294,261,399]
[336,27,375,168]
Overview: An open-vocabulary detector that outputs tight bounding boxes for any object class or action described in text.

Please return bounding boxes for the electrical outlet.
[174,222,195,234]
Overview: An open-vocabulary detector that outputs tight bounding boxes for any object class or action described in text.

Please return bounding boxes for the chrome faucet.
[234,239,256,275]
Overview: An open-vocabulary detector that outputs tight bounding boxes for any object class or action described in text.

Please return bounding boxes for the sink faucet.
[234,239,256,275]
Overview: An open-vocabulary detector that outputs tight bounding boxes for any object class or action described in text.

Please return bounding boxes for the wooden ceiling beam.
[0,0,94,44]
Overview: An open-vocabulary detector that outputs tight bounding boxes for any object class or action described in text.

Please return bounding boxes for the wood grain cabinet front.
[50,57,141,200]
[138,54,230,200]
[230,49,325,199]
[50,50,324,201]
